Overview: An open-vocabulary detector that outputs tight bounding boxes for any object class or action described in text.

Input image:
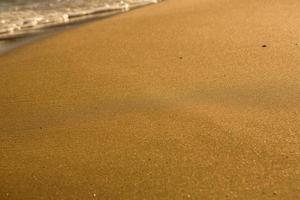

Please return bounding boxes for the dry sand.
[1,0,300,199]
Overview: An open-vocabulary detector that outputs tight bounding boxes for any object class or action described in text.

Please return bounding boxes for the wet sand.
[1,0,300,199]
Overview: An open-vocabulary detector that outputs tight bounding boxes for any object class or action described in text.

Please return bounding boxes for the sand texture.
[1,0,300,199]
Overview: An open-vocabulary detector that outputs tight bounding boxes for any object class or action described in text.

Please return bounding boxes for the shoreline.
[0,0,161,55]
[1,0,300,199]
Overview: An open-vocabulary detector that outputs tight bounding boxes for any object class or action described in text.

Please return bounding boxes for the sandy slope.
[1,0,300,199]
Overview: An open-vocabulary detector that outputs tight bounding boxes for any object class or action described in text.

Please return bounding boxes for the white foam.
[0,0,159,40]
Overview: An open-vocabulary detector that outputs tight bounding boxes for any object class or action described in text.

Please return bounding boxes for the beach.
[1,0,300,199]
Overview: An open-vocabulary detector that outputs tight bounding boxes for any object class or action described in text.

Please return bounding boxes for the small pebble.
[262,45,267,48]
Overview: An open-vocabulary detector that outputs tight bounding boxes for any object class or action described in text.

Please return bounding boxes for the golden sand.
[1,0,300,199]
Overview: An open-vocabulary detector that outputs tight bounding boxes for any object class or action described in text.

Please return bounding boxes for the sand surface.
[1,0,300,199]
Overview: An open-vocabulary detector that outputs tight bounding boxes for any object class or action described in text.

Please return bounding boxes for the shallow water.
[0,0,158,40]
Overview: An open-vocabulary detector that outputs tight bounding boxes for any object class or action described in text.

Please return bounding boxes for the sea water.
[0,0,158,40]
